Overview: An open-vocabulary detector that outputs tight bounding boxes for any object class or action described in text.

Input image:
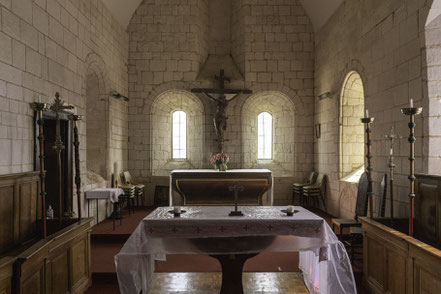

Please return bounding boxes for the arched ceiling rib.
[102,0,343,31]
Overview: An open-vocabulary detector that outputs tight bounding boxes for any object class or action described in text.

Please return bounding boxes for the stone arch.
[84,53,111,182]
[150,90,204,176]
[339,71,365,178]
[423,0,441,175]
[241,91,295,177]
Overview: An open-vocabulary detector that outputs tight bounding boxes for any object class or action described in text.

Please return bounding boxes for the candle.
[286,205,294,213]
[173,206,181,213]
[390,147,393,156]
[410,98,414,108]
[365,109,369,118]
[38,95,41,103]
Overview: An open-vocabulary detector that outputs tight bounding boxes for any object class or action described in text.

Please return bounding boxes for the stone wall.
[0,0,129,223]
[314,0,441,218]
[128,0,315,205]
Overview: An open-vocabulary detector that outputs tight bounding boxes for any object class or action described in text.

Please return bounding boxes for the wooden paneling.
[0,172,40,254]
[70,237,87,287]
[366,235,385,290]
[14,218,92,294]
[0,187,14,251]
[361,217,441,294]
[0,258,15,294]
[48,250,69,294]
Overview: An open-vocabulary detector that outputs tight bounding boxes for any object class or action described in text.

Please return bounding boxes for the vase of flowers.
[210,152,229,171]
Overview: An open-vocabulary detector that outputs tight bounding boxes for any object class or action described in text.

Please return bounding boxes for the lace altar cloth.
[115,206,357,294]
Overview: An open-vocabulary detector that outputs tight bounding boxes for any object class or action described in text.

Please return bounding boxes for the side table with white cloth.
[85,188,124,229]
[115,206,357,294]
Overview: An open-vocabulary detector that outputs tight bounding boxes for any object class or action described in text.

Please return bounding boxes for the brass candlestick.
[50,93,74,225]
[401,106,423,237]
[68,114,83,220]
[361,117,375,218]
[30,101,50,238]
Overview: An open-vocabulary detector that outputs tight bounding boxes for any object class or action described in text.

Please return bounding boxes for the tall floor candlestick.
[401,106,422,237]
[68,114,83,220]
[30,101,49,238]
[361,116,375,218]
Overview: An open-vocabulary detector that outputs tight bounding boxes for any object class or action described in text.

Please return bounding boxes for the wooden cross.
[228,182,244,216]
[191,69,252,152]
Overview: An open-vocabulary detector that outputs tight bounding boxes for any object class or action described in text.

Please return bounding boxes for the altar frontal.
[169,169,273,206]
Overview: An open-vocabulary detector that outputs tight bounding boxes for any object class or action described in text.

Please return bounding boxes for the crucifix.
[383,126,403,220]
[191,69,252,153]
[229,182,244,216]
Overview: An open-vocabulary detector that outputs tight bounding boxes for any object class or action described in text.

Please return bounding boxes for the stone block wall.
[127,0,315,205]
[314,0,440,218]
[0,0,129,223]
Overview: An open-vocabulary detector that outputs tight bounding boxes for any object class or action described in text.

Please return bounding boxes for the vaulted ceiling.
[102,0,343,31]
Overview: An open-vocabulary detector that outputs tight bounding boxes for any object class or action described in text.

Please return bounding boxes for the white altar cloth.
[115,206,357,294]
[85,188,124,203]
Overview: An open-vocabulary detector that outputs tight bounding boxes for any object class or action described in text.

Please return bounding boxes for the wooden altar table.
[169,169,273,206]
[115,206,357,294]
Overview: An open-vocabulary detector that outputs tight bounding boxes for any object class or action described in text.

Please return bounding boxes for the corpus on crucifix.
[191,69,252,152]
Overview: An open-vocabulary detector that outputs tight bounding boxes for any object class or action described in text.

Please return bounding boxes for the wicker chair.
[122,171,145,207]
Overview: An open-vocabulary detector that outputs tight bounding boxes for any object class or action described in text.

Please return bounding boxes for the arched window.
[258,112,273,159]
[339,71,365,178]
[172,110,187,159]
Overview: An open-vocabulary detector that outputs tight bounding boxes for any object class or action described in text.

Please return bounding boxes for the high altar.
[169,169,273,206]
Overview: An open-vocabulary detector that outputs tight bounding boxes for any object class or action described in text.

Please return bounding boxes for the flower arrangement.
[210,152,229,171]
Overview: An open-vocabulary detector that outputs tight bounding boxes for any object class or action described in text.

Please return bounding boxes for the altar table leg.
[211,253,258,294]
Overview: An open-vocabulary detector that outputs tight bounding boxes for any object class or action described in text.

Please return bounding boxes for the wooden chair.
[302,174,327,212]
[116,173,136,215]
[332,172,369,263]
[122,171,145,207]
[292,172,317,205]
[331,172,369,238]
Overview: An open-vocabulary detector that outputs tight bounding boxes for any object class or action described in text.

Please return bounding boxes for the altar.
[169,169,273,206]
[115,206,357,294]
